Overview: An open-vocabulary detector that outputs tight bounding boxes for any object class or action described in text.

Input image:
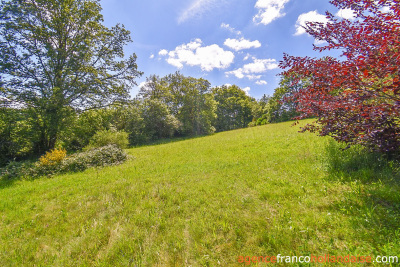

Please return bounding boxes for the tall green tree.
[0,0,142,153]
[141,99,181,140]
[172,74,216,136]
[265,75,301,123]
[139,72,216,136]
[212,85,254,132]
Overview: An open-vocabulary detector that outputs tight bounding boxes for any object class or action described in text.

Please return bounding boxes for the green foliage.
[0,160,35,180]
[141,99,181,140]
[85,130,129,150]
[0,107,34,166]
[107,101,148,146]
[174,76,216,136]
[251,95,268,119]
[0,0,142,152]
[251,75,301,127]
[212,85,255,132]
[1,145,127,180]
[61,144,128,172]
[265,75,300,123]
[248,114,268,127]
[60,109,113,151]
[139,72,216,137]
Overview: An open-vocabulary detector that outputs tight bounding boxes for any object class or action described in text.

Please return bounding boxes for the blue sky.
[100,0,354,99]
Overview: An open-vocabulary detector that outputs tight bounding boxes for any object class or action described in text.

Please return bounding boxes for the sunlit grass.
[0,120,399,266]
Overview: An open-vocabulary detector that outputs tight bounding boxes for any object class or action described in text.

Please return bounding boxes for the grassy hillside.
[0,120,399,266]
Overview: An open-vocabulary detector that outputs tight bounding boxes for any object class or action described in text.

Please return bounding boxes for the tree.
[0,106,33,166]
[265,74,301,123]
[175,75,216,136]
[212,85,254,131]
[0,0,142,153]
[141,99,181,140]
[60,107,113,150]
[139,72,216,136]
[280,0,400,154]
[259,94,270,109]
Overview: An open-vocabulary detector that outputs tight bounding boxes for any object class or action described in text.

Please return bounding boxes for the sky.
[99,0,354,99]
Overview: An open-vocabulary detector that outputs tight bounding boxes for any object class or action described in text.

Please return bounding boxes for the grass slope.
[0,120,399,266]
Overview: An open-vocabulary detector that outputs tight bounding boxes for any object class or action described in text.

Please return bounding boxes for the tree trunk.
[32,104,64,154]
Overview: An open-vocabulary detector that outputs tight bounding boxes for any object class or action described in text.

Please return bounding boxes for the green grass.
[0,120,399,266]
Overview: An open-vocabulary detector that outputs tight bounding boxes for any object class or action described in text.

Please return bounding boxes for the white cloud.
[224,38,261,51]
[295,10,329,36]
[149,54,155,59]
[253,0,290,25]
[226,57,278,80]
[246,74,262,80]
[381,6,391,13]
[178,0,224,24]
[314,39,327,45]
[138,81,148,89]
[226,69,245,79]
[221,23,242,35]
[243,87,251,96]
[159,49,168,56]
[336,8,356,20]
[256,80,268,85]
[243,53,251,61]
[159,39,235,71]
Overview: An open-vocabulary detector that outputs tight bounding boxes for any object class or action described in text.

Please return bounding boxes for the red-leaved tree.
[280,0,400,154]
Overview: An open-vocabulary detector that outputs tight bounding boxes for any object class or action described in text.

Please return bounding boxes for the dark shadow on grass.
[0,177,16,189]
[324,140,400,255]
[0,160,36,189]
[324,140,400,184]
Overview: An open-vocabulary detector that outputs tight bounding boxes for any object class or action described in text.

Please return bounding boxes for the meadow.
[0,120,399,266]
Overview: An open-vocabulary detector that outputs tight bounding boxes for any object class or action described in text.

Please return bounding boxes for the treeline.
[0,72,297,166]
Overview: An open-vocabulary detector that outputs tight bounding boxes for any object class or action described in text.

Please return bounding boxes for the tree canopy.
[139,72,217,136]
[280,0,400,154]
[0,0,142,152]
[212,85,255,132]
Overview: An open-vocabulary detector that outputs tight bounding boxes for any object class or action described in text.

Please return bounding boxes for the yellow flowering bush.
[38,148,67,166]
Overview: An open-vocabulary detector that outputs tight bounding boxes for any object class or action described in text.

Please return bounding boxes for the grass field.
[0,120,399,266]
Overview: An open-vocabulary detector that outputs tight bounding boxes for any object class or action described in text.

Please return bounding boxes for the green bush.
[0,107,35,166]
[0,160,34,179]
[85,129,129,150]
[61,144,128,172]
[0,145,128,180]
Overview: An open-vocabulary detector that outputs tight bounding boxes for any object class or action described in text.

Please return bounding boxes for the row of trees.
[1,70,298,166]
[11,0,397,168]
[0,0,298,167]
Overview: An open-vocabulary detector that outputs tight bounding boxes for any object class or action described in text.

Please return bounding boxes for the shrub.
[38,148,67,166]
[0,145,128,180]
[0,160,34,179]
[61,144,128,172]
[85,129,129,150]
